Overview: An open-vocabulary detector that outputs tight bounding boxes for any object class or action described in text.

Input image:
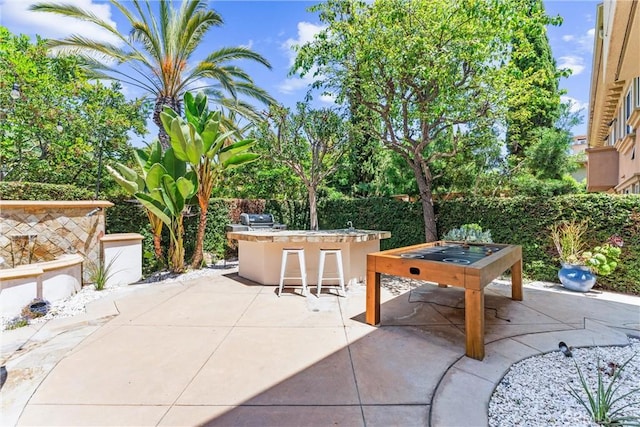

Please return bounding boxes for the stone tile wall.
[0,201,113,282]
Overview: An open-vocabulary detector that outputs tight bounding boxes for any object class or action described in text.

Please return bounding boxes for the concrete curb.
[430,319,632,426]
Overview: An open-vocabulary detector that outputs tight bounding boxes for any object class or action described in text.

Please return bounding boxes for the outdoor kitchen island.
[226,229,391,287]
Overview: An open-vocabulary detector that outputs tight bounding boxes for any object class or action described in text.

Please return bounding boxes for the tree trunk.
[191,163,216,269]
[411,161,438,242]
[308,186,318,230]
[153,95,182,150]
[145,211,165,266]
[190,202,207,269]
[168,216,185,273]
[153,233,164,265]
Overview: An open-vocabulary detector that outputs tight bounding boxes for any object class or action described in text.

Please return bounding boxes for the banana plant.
[107,141,165,265]
[107,142,197,273]
[161,91,259,268]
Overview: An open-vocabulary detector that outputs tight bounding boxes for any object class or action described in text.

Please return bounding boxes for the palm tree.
[30,0,274,148]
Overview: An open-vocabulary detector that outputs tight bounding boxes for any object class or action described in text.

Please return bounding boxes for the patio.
[1,266,639,426]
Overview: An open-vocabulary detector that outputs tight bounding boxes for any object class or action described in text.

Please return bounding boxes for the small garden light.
[56,122,63,133]
[10,83,20,100]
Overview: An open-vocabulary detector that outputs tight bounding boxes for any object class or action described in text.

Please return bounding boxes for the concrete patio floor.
[1,266,639,426]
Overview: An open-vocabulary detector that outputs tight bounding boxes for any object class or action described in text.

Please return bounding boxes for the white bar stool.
[278,248,308,296]
[317,249,345,297]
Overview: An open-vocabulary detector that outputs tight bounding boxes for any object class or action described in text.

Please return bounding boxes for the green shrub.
[102,192,639,294]
[435,194,640,293]
[442,223,493,243]
[0,181,94,200]
[5,316,29,330]
[568,354,640,425]
[86,255,119,291]
[319,197,425,250]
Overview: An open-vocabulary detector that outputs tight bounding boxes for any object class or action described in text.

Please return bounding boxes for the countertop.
[226,229,392,243]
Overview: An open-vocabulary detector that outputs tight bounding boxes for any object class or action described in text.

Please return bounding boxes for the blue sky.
[1,0,599,141]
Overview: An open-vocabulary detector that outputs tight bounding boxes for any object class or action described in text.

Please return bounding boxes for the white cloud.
[241,39,254,50]
[278,21,326,95]
[319,93,336,104]
[560,28,595,52]
[277,76,313,95]
[577,28,595,51]
[558,55,585,76]
[561,95,588,114]
[282,21,325,66]
[1,0,122,47]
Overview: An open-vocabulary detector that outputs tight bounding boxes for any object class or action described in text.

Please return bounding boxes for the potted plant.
[549,220,623,292]
[443,223,493,244]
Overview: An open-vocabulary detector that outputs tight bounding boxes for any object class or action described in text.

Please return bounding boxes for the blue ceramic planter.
[558,264,596,292]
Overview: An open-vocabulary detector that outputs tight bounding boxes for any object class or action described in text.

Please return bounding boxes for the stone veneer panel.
[0,201,113,283]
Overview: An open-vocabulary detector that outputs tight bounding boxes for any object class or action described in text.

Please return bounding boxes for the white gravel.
[489,339,640,426]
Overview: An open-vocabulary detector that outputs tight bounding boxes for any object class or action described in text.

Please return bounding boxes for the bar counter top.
[227,229,391,243]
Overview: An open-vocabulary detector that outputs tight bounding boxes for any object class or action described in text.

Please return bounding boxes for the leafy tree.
[30,0,274,149]
[340,102,385,197]
[212,156,305,200]
[523,127,576,180]
[295,0,544,241]
[506,101,582,195]
[0,26,147,191]
[505,0,566,158]
[430,122,503,196]
[160,92,259,268]
[258,103,350,230]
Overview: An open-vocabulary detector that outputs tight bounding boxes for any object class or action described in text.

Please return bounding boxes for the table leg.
[465,288,485,360]
[366,269,381,326]
[511,258,523,301]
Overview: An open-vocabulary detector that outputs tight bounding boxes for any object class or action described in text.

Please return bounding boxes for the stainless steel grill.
[226,213,287,232]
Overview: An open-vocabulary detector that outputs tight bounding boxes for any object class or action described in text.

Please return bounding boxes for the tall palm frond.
[30,0,274,147]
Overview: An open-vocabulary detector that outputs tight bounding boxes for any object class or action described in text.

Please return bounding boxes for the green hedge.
[0,181,94,200]
[106,197,232,274]
[318,197,425,250]
[435,194,640,294]
[6,181,638,294]
[96,193,640,294]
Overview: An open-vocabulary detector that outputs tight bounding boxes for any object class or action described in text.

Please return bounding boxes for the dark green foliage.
[319,198,425,250]
[436,194,640,293]
[1,27,148,192]
[17,184,635,294]
[506,0,563,158]
[182,200,231,265]
[107,197,235,273]
[523,128,576,180]
[105,197,159,275]
[511,174,584,197]
[0,181,94,200]
[265,199,310,230]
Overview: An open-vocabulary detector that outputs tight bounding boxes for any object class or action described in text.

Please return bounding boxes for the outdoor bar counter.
[227,229,391,286]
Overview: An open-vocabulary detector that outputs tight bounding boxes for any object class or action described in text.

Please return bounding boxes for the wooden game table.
[365,241,523,360]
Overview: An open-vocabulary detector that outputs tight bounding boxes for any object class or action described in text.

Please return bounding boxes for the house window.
[635,183,640,194]
[635,77,640,109]
[610,119,617,145]
[618,108,624,139]
[625,88,632,135]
